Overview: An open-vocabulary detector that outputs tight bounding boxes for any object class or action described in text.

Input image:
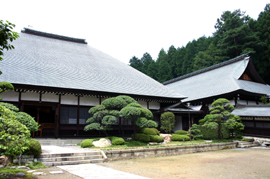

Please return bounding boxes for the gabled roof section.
[163,53,250,85]
[1,29,186,100]
[164,54,270,102]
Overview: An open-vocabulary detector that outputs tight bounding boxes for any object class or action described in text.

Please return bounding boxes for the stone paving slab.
[58,164,151,179]
[49,171,64,174]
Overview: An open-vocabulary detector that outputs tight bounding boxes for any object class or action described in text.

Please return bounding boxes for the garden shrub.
[190,124,203,140]
[0,105,30,157]
[107,136,125,145]
[0,102,19,112]
[23,139,42,158]
[160,112,175,133]
[132,133,150,143]
[81,137,125,148]
[13,112,39,132]
[199,124,230,140]
[139,128,158,135]
[149,135,164,142]
[81,139,94,148]
[0,102,39,132]
[152,128,160,135]
[174,130,188,135]
[171,134,190,141]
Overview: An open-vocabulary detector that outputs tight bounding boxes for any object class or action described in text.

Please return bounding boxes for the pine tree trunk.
[218,118,221,139]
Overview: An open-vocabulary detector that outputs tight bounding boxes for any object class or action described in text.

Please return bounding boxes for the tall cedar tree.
[128,5,269,84]
[214,10,261,60]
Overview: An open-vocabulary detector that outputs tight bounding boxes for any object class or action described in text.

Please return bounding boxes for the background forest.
[129,4,270,84]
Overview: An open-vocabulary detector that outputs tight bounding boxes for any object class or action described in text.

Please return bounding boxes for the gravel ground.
[97,147,270,179]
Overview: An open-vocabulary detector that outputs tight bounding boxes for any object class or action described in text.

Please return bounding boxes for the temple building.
[0,28,186,138]
[164,54,270,137]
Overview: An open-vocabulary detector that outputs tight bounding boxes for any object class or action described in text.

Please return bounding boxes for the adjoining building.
[0,28,186,138]
[164,54,270,137]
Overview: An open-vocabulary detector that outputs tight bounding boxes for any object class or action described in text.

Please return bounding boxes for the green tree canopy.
[0,20,19,70]
[199,98,244,139]
[119,102,157,140]
[128,5,270,85]
[84,95,138,136]
[129,56,143,71]
[160,112,175,134]
[214,9,261,59]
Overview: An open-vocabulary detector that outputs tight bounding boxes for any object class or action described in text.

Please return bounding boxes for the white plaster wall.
[101,97,108,104]
[21,92,39,101]
[42,93,59,102]
[80,96,99,106]
[1,91,19,102]
[229,100,235,105]
[149,101,160,110]
[238,100,247,105]
[138,101,147,108]
[61,95,78,105]
[247,101,257,105]
[173,115,182,132]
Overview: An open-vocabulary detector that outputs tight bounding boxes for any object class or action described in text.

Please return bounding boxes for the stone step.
[39,152,101,158]
[36,139,84,146]
[237,141,259,148]
[42,159,104,166]
[39,155,103,162]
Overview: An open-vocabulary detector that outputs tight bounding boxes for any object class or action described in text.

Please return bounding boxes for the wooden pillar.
[77,96,80,137]
[37,108,40,123]
[21,102,24,112]
[56,94,61,138]
[18,91,22,111]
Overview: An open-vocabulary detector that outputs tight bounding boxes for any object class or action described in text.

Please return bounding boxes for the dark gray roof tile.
[1,30,186,100]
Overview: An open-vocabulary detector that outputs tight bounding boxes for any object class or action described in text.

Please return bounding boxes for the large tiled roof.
[232,104,270,117]
[0,28,186,100]
[164,54,270,102]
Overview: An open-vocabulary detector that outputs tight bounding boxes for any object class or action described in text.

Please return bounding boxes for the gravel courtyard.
[98,147,270,179]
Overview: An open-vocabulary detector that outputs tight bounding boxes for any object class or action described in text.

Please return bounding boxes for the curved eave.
[12,83,184,103]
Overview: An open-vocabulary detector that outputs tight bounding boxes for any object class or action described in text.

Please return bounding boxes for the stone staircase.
[36,139,84,146]
[38,151,104,166]
[237,141,259,148]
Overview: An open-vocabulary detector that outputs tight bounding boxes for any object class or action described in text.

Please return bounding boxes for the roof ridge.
[21,28,87,44]
[163,53,250,85]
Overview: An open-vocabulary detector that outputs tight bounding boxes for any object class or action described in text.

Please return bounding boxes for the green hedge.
[133,133,150,143]
[149,135,164,142]
[81,139,95,148]
[107,136,125,145]
[152,128,160,135]
[81,137,125,148]
[174,130,188,135]
[139,128,158,135]
[171,134,190,141]
[199,124,230,140]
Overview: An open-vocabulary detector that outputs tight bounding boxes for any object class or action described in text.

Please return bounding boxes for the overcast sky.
[1,0,269,64]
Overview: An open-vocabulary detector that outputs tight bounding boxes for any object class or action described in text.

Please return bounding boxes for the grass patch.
[0,168,26,174]
[79,137,235,151]
[28,161,47,169]
[212,139,234,143]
